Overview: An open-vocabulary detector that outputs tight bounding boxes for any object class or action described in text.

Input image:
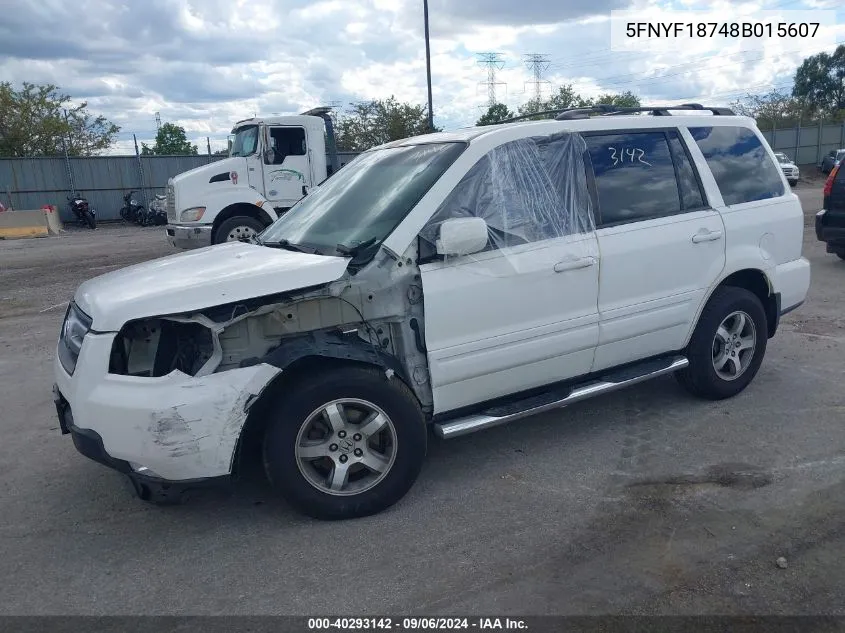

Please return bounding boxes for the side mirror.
[436,217,488,256]
[263,149,275,164]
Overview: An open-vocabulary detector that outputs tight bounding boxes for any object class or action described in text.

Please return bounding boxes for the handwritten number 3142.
[608,147,651,166]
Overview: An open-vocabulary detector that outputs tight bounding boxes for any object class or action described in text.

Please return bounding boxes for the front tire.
[788,179,798,187]
[836,251,845,261]
[262,366,427,520]
[676,286,767,400]
[83,210,96,229]
[214,216,265,244]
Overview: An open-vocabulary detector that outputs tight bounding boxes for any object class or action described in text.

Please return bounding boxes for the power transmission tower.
[477,52,506,107]
[523,54,551,102]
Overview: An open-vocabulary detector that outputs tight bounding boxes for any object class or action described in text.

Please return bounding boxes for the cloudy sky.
[1,0,843,154]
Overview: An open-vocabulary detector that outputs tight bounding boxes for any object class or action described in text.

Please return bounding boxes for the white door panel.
[264,126,311,208]
[421,233,600,414]
[593,209,726,371]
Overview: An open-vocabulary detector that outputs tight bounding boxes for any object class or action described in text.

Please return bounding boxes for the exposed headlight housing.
[58,302,92,375]
[180,207,206,222]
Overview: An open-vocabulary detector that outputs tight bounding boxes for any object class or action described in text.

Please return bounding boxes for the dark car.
[816,163,845,260]
[819,149,845,175]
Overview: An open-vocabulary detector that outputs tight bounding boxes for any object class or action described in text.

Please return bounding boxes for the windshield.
[774,153,790,164]
[230,125,259,157]
[259,142,467,256]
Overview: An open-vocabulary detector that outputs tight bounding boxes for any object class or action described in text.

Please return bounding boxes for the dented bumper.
[53,331,281,482]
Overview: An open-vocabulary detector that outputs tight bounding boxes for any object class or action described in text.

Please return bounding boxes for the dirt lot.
[0,185,843,616]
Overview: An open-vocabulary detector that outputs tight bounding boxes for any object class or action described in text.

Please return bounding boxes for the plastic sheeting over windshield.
[419,131,595,267]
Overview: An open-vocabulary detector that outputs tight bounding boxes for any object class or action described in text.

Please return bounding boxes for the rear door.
[263,126,311,208]
[585,128,726,372]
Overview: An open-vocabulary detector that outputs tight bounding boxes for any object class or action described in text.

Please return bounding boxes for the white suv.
[53,105,810,520]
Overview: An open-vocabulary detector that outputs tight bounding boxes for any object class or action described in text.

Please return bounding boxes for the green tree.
[730,89,810,129]
[0,82,119,157]
[335,96,439,151]
[516,86,642,121]
[476,103,514,126]
[792,44,845,120]
[594,91,641,108]
[141,122,198,155]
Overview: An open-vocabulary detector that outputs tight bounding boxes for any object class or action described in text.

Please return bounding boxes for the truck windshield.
[230,125,259,157]
[259,142,466,257]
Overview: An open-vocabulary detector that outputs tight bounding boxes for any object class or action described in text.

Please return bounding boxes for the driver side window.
[265,127,307,165]
[419,132,594,261]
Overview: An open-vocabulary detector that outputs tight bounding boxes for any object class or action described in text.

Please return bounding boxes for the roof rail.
[495,104,734,124]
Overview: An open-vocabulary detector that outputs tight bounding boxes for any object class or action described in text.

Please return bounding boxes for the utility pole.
[477,52,506,107]
[524,53,550,102]
[61,109,76,196]
[155,111,162,132]
[423,0,434,131]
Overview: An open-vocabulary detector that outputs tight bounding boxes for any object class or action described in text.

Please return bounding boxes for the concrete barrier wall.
[0,209,49,239]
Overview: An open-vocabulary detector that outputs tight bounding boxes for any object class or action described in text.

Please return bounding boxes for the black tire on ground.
[213,216,265,244]
[675,286,768,401]
[83,209,96,229]
[262,366,427,520]
[836,252,845,261]
[788,180,798,186]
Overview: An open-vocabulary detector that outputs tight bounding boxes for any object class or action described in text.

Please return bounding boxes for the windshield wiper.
[260,238,312,253]
[336,237,378,258]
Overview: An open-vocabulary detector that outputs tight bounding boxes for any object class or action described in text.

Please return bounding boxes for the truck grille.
[166,184,176,222]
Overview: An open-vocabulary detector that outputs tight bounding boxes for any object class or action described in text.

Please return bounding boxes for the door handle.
[554,256,596,272]
[691,230,723,243]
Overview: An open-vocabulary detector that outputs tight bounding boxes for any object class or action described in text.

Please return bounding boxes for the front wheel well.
[714,269,778,338]
[231,356,417,478]
[211,203,273,241]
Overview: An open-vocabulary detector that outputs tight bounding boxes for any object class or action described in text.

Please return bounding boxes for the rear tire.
[262,366,427,520]
[675,286,767,400]
[836,252,845,261]
[214,216,265,244]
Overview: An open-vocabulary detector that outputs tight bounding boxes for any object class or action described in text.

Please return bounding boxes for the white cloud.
[0,0,842,154]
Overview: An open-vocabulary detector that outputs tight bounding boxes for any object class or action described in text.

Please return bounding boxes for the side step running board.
[433,356,689,439]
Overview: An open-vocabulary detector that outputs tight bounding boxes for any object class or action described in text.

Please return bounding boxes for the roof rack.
[497,103,734,124]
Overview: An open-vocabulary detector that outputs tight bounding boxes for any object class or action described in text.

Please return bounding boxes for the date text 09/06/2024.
[307,617,529,631]
[626,22,820,38]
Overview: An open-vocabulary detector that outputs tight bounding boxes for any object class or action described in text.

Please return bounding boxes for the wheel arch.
[211,203,275,242]
[684,267,779,348]
[231,350,418,479]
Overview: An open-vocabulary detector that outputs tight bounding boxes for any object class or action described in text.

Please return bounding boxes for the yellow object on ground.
[0,209,51,239]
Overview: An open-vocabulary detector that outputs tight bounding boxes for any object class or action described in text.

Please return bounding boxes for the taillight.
[823,164,839,197]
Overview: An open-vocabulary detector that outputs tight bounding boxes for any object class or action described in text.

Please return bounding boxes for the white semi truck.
[165,107,359,249]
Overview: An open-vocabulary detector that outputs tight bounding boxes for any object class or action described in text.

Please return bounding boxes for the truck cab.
[165,107,344,249]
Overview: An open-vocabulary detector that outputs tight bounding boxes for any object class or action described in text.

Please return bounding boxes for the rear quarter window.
[688,126,784,206]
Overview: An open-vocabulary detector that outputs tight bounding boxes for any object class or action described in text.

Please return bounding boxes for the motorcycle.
[145,193,168,226]
[67,194,97,229]
[120,190,145,224]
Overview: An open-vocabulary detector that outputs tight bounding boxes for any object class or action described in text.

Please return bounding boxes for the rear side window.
[688,126,784,206]
[667,130,706,211]
[585,131,681,226]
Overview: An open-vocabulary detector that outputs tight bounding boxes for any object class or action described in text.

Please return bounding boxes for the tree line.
[2,44,842,158]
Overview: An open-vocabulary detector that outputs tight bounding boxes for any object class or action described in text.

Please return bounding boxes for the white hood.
[75,241,350,331]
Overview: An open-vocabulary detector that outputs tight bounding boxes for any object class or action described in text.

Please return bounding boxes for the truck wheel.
[262,366,427,520]
[214,216,265,244]
[675,286,767,400]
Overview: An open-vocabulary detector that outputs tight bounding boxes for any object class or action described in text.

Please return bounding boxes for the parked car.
[53,104,810,520]
[819,149,845,174]
[815,163,845,260]
[774,152,800,186]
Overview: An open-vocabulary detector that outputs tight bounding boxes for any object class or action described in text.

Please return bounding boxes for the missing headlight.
[109,318,214,377]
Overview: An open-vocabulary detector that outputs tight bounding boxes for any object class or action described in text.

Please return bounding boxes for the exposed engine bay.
[107,245,434,411]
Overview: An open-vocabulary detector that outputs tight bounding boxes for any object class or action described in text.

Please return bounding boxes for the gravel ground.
[0,185,843,616]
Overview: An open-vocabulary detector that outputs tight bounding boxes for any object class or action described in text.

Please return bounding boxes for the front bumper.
[54,385,225,503]
[53,332,281,483]
[165,223,213,249]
